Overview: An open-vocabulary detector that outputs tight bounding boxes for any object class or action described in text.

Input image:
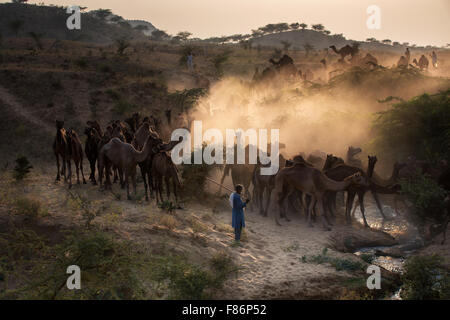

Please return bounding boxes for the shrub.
[13,156,33,180]
[401,254,450,300]
[371,90,450,163]
[14,197,46,220]
[399,173,447,224]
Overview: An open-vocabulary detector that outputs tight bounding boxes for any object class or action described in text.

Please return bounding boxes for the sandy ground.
[1,169,383,299]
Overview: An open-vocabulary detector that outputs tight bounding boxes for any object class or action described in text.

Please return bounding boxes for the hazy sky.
[18,0,450,46]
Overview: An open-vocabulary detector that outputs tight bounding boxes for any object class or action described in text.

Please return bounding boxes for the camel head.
[368,155,378,166]
[345,172,369,187]
[56,120,64,129]
[348,146,362,157]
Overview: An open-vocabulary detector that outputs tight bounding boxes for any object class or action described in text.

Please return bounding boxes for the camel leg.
[264,187,273,218]
[158,175,164,204]
[307,197,315,227]
[316,194,331,231]
[165,176,171,201]
[55,153,61,181]
[67,159,72,188]
[371,190,387,220]
[90,158,97,185]
[345,191,356,225]
[258,185,264,216]
[275,186,287,226]
[172,178,178,204]
[131,171,137,198]
[113,167,118,184]
[80,157,86,184]
[140,165,148,201]
[105,162,112,190]
[62,155,67,182]
[358,191,370,228]
[125,170,131,200]
[75,160,80,184]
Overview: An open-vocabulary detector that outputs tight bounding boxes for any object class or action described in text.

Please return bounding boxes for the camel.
[354,53,378,68]
[124,112,141,134]
[274,163,367,230]
[151,151,182,204]
[397,56,409,68]
[52,120,70,182]
[252,154,288,217]
[98,135,153,199]
[329,44,359,61]
[413,55,429,71]
[323,156,384,227]
[84,125,102,184]
[66,128,86,187]
[268,54,297,77]
[351,156,404,217]
[346,146,362,168]
[131,122,163,200]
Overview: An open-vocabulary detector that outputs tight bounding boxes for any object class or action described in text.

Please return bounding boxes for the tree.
[151,30,169,41]
[9,19,24,37]
[281,40,292,52]
[177,31,192,42]
[11,0,28,3]
[323,30,331,35]
[289,23,300,30]
[274,23,289,33]
[251,29,264,38]
[366,37,377,42]
[91,9,112,20]
[115,38,130,56]
[13,156,33,181]
[382,39,392,45]
[311,24,325,32]
[303,43,314,57]
[299,23,308,30]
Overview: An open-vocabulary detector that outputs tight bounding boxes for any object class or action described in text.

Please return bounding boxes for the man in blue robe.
[231,184,249,246]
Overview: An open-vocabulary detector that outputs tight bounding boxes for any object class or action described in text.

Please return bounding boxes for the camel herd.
[53,113,183,203]
[253,45,439,83]
[222,146,449,231]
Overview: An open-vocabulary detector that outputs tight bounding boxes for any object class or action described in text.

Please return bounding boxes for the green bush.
[371,90,450,163]
[13,156,32,180]
[399,173,447,224]
[401,254,450,300]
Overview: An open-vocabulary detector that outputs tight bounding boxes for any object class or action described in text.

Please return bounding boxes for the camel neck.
[321,174,352,192]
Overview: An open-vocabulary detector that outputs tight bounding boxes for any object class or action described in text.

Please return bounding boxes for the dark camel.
[151,151,182,204]
[53,120,69,182]
[84,125,102,184]
[66,128,87,187]
[329,45,359,61]
[274,163,367,230]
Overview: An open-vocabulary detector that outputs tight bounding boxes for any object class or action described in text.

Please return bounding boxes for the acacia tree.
[177,31,192,42]
[289,23,300,30]
[311,24,325,32]
[299,23,308,30]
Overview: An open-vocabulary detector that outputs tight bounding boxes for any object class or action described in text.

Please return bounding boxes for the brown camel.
[274,163,366,230]
[66,128,86,187]
[346,146,362,168]
[131,122,163,201]
[323,156,383,227]
[52,120,69,182]
[151,151,182,204]
[397,56,409,68]
[413,55,429,71]
[268,54,297,77]
[329,44,359,61]
[354,53,378,68]
[252,154,288,217]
